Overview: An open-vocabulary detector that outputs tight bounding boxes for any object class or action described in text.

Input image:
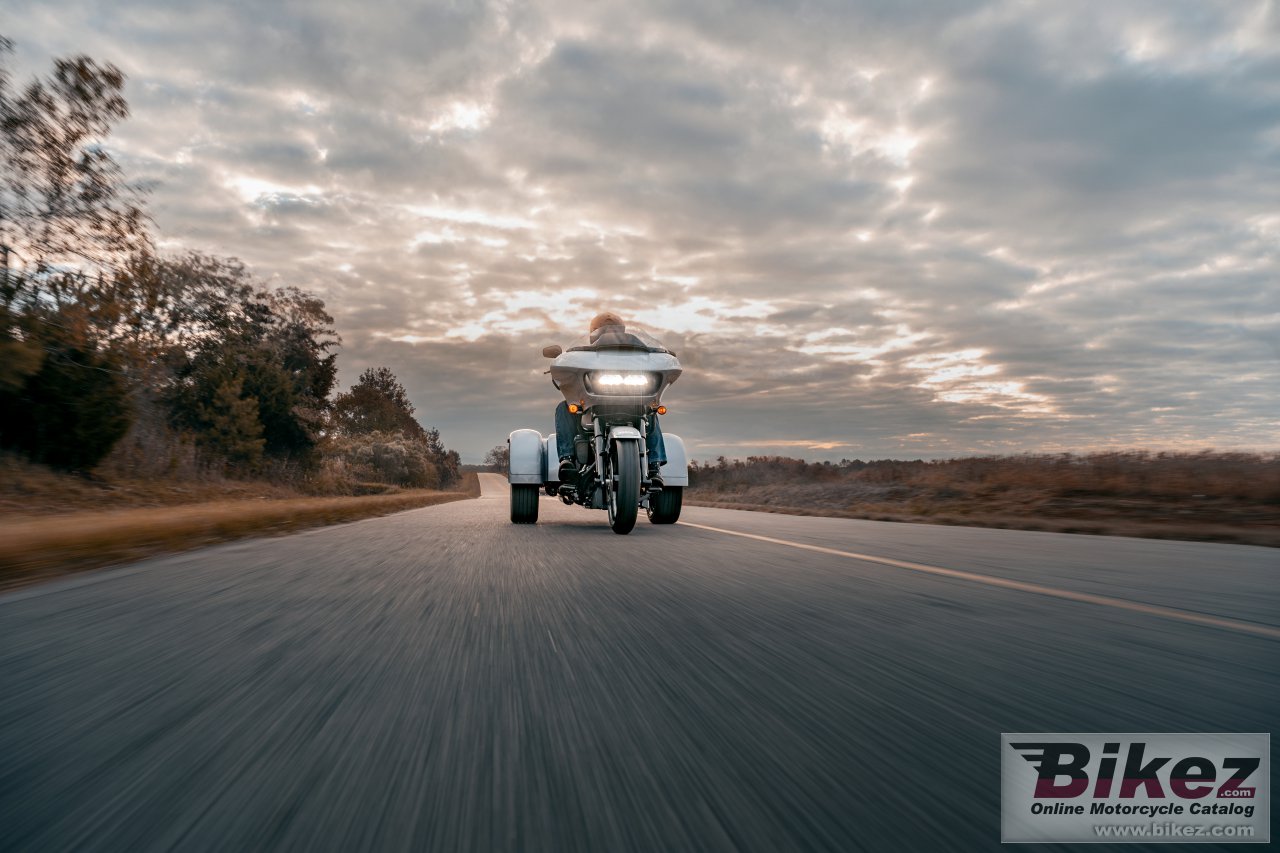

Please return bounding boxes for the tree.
[266,286,340,417]
[0,322,131,470]
[0,38,147,470]
[332,367,425,438]
[422,426,461,486]
[0,40,354,479]
[484,444,510,471]
[0,37,150,287]
[163,254,339,471]
[0,304,42,392]
[194,377,264,468]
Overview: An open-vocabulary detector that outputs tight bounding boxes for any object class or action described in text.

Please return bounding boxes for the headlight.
[588,372,656,393]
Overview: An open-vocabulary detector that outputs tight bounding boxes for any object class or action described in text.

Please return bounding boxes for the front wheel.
[510,483,539,524]
[647,486,682,524]
[606,441,640,534]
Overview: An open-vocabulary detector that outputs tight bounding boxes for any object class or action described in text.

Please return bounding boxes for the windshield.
[565,323,672,354]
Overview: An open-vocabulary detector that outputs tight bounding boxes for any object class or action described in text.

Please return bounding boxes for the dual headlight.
[587,371,657,394]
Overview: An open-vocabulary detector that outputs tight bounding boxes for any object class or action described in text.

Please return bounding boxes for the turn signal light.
[568,403,580,414]
[656,405,667,415]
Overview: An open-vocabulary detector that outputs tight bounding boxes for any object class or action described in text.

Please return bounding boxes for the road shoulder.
[0,474,480,591]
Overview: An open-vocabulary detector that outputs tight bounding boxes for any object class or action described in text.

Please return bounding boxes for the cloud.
[722,440,856,451]
[5,0,1278,460]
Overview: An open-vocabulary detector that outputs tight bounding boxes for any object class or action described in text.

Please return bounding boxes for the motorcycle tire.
[510,483,539,524]
[646,486,682,524]
[607,441,640,534]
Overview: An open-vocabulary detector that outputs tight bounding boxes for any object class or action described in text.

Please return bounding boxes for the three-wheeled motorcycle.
[508,326,687,534]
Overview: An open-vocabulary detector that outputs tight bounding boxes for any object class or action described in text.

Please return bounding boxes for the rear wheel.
[647,486,683,524]
[510,483,539,524]
[606,442,640,534]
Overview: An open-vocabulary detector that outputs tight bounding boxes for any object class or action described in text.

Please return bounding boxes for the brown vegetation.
[0,471,479,590]
[687,452,1280,546]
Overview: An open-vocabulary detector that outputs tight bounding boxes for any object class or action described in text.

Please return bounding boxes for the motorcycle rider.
[555,311,667,485]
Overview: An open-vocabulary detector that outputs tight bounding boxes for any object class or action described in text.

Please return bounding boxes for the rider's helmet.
[582,311,661,352]
[590,311,624,334]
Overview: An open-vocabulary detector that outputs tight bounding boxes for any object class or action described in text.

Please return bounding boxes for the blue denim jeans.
[555,401,666,466]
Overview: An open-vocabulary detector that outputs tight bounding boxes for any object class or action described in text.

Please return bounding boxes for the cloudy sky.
[8,0,1279,461]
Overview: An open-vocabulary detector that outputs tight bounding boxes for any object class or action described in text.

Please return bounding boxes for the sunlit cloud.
[723,440,855,451]
[226,175,323,203]
[792,325,930,368]
[405,205,535,231]
[631,297,777,335]
[904,350,1059,415]
[818,110,924,168]
[428,100,493,133]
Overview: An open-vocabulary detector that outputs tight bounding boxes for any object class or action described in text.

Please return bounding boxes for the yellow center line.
[677,521,1280,641]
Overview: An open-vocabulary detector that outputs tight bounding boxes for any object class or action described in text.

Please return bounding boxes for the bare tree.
[0,36,150,302]
[484,444,510,471]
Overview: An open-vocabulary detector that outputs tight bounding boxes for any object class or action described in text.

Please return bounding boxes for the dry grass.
[0,451,301,515]
[687,452,1280,547]
[684,499,1280,547]
[0,472,480,591]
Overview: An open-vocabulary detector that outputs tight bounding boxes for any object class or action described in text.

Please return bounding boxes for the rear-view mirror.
[542,344,563,358]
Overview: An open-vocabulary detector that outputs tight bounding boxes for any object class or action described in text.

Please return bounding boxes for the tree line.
[0,37,459,490]
[688,452,1280,502]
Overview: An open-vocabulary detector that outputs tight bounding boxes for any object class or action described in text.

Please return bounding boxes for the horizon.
[6,1,1278,463]
[467,446,1280,467]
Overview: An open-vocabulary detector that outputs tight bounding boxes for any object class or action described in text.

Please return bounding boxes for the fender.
[660,433,689,486]
[508,428,545,484]
[608,425,642,441]
[542,434,558,482]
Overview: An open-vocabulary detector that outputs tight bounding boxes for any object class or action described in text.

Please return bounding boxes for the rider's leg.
[554,401,576,459]
[646,412,667,479]
[554,401,577,480]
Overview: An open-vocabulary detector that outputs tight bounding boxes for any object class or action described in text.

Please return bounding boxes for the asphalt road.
[1,474,1275,852]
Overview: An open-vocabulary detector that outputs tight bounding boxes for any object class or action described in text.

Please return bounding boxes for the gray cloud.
[6,0,1278,460]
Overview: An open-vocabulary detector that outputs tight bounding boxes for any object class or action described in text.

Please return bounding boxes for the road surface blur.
[1,474,1274,851]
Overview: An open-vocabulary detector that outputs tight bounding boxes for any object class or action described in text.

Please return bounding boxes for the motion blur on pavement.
[1,476,1275,851]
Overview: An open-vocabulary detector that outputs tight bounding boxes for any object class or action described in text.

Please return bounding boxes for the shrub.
[322,431,444,489]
